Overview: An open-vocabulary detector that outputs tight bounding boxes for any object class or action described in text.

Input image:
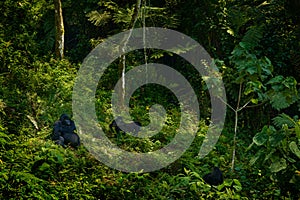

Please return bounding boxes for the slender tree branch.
[218,97,235,112]
[245,100,267,108]
[236,83,243,110]
[237,99,251,112]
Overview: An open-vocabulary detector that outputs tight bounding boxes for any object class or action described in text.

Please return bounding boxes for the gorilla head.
[60,114,71,126]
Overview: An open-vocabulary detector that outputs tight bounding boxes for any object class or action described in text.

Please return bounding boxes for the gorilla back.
[203,167,223,186]
[109,116,141,137]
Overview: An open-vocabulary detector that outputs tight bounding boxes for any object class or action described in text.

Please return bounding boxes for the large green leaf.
[269,131,285,147]
[289,141,300,159]
[269,158,287,173]
[253,126,269,146]
[295,124,300,139]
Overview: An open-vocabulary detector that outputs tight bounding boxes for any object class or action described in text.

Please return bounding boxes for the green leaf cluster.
[248,114,300,198]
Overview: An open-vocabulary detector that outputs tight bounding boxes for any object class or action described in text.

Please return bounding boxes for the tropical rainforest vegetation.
[1,0,300,199]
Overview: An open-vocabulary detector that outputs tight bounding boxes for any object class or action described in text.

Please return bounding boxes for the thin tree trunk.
[54,0,64,59]
[118,0,142,107]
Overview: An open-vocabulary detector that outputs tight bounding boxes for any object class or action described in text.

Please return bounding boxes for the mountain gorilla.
[203,167,224,186]
[109,116,141,137]
[52,114,80,148]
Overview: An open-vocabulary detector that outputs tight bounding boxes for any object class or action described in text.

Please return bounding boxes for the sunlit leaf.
[253,126,269,146]
[227,28,235,36]
[295,124,300,139]
[270,158,287,173]
[289,141,300,159]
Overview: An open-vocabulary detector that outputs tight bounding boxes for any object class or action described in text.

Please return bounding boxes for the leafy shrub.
[248,114,300,199]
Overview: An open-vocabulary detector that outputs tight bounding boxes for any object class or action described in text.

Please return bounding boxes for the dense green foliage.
[1,0,300,199]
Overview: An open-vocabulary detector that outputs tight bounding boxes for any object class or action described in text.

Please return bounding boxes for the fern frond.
[113,8,133,25]
[227,6,251,35]
[86,11,111,26]
[272,113,296,128]
[240,25,264,50]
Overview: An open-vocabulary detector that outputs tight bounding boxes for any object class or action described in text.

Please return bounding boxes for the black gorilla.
[109,116,141,137]
[52,114,80,148]
[203,167,224,186]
